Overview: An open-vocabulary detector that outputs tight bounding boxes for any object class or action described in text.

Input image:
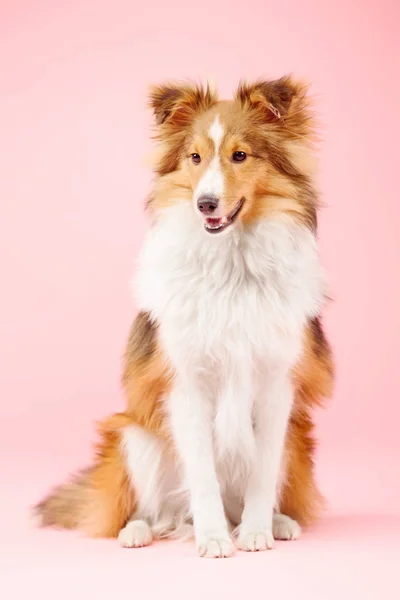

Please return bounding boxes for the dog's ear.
[236,75,309,123]
[149,81,217,127]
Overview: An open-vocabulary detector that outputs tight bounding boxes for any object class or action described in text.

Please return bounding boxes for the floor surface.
[2,464,399,600]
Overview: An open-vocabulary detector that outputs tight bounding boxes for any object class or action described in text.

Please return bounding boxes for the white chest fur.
[135,203,325,475]
[135,203,325,363]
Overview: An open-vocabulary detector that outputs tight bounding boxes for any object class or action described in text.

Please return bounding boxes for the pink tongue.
[205,217,221,226]
[205,216,228,226]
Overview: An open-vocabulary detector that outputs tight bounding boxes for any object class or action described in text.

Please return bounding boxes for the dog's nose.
[197,195,219,215]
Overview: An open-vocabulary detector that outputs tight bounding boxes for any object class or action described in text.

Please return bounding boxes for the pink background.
[1,1,399,598]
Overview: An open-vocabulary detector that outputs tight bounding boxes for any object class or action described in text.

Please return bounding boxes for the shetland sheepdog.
[34,76,334,558]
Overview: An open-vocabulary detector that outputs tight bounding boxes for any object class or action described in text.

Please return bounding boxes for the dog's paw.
[273,513,301,541]
[197,535,235,558]
[237,530,275,552]
[118,519,153,548]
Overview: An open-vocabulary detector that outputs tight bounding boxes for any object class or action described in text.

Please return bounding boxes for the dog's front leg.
[238,370,294,551]
[168,378,234,558]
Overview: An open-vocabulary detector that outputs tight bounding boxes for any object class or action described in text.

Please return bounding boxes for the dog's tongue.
[205,216,229,227]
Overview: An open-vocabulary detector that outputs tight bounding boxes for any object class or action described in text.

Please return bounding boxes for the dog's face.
[148,77,317,234]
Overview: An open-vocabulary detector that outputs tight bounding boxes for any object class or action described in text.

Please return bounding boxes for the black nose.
[197,195,219,215]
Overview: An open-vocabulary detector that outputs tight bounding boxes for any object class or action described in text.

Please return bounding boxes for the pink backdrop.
[1,1,399,598]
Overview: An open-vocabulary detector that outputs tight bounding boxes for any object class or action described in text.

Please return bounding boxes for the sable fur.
[34,76,334,549]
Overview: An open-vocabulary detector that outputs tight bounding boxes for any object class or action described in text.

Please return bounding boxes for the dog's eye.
[232,151,247,162]
[191,153,201,164]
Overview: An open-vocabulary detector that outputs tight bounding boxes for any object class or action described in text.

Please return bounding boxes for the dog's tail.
[32,414,135,538]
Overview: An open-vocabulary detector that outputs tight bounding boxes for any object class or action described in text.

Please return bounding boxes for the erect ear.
[148,81,218,127]
[235,75,308,122]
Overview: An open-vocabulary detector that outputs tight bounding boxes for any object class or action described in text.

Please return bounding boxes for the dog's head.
[147,77,318,235]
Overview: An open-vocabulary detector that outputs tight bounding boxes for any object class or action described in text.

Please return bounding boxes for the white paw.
[273,513,301,540]
[197,536,235,558]
[238,530,275,552]
[118,519,153,548]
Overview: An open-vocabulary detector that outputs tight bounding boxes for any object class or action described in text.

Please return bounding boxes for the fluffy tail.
[32,414,136,538]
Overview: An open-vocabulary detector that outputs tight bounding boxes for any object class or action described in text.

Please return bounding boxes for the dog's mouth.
[204,198,245,234]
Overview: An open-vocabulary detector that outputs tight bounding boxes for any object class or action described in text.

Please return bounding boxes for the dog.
[33,76,334,558]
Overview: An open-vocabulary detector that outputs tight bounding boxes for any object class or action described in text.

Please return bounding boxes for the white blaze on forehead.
[209,116,224,151]
[194,116,225,205]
